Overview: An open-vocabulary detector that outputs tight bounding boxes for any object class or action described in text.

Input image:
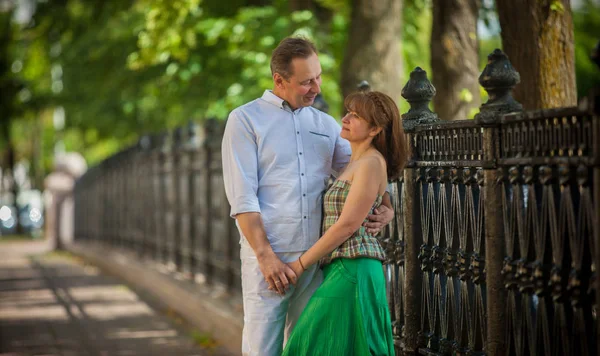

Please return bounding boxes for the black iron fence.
[73,49,599,356]
[73,119,241,292]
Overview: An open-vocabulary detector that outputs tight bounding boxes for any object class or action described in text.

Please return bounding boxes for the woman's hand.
[288,260,305,280]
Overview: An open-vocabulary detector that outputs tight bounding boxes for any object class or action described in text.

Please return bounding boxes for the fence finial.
[158,131,171,153]
[186,121,201,150]
[357,80,371,92]
[312,93,329,113]
[204,118,222,149]
[401,67,439,131]
[173,127,184,150]
[475,49,523,124]
[139,135,151,151]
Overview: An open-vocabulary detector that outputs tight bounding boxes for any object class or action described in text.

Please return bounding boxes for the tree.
[289,0,333,35]
[573,0,600,98]
[0,5,25,232]
[430,0,481,120]
[496,0,577,109]
[341,0,404,101]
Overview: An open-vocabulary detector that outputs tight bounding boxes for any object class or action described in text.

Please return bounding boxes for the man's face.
[274,53,322,110]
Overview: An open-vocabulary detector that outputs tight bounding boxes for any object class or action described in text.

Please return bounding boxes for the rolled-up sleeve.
[222,110,261,218]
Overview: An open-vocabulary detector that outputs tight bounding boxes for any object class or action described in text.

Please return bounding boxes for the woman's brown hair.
[344,91,407,181]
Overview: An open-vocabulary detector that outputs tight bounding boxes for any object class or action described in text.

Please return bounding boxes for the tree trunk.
[0,9,22,234]
[1,122,22,233]
[496,0,577,110]
[341,0,403,101]
[30,116,44,190]
[431,0,481,120]
[289,0,312,11]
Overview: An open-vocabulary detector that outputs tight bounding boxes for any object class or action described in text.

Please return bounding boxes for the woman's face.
[340,110,377,142]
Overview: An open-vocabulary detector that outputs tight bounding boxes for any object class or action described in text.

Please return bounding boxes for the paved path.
[0,240,209,356]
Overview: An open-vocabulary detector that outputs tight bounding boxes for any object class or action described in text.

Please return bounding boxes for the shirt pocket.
[310,131,332,162]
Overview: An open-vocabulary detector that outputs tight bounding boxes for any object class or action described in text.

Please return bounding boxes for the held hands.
[287,259,305,281]
[257,251,297,296]
[363,204,394,235]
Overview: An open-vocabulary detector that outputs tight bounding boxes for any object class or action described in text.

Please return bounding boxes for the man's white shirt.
[222,90,351,254]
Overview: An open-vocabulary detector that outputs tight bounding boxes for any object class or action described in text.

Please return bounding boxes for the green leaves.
[10,0,596,169]
[573,0,600,98]
[550,0,565,13]
[123,0,339,122]
[131,0,202,67]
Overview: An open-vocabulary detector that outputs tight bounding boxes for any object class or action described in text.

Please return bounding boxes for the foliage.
[3,0,600,174]
[403,0,432,76]
[573,0,600,99]
[400,0,432,114]
[126,0,345,122]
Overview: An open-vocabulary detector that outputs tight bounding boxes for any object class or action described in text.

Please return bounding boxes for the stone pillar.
[44,152,87,249]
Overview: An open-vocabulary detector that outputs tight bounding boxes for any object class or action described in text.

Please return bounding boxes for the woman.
[281,91,407,356]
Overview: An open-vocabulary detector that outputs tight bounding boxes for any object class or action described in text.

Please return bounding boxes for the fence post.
[587,44,600,356]
[186,122,200,279]
[400,67,438,355]
[159,132,170,264]
[112,160,118,248]
[139,136,151,258]
[126,149,133,250]
[152,134,164,262]
[596,147,600,356]
[204,118,218,285]
[475,49,523,356]
[172,127,184,272]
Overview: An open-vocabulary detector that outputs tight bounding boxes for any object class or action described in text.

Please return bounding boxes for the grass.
[0,234,38,242]
[40,250,87,265]
[163,306,219,351]
[190,330,219,351]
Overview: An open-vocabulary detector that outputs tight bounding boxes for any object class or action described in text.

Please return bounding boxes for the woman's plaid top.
[319,179,386,265]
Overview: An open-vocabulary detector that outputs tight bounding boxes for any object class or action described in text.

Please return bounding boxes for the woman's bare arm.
[292,157,385,271]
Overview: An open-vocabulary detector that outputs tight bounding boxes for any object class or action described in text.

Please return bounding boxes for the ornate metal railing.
[496,109,597,356]
[73,48,599,356]
[387,49,600,356]
[74,119,241,292]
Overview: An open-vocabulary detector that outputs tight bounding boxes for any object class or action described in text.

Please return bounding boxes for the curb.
[68,242,243,356]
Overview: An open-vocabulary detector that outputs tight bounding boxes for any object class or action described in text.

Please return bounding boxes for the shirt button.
[304,216,307,219]
[301,173,304,176]
[299,152,303,155]
[303,194,306,197]
[297,131,300,134]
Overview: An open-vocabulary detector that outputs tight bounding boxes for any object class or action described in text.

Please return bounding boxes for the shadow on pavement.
[0,243,210,356]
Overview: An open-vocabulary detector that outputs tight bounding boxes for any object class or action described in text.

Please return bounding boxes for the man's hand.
[235,212,297,295]
[257,252,298,295]
[363,204,394,235]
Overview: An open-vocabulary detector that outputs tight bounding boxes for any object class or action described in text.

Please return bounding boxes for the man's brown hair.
[344,91,408,181]
[270,37,318,80]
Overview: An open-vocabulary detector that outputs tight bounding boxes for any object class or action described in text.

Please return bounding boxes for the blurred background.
[0,0,599,239]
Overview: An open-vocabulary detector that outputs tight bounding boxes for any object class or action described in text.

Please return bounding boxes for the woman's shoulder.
[361,151,386,168]
[355,152,386,177]
[355,152,387,192]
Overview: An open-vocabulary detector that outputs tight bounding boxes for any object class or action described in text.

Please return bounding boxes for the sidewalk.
[0,240,211,356]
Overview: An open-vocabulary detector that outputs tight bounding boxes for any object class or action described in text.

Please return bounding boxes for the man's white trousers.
[240,250,322,356]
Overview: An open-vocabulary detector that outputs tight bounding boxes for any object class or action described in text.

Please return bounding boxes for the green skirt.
[282,257,395,356]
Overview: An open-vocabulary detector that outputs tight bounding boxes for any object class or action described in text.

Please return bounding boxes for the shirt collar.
[261,90,303,113]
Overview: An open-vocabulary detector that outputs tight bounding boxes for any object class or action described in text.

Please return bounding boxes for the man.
[222,37,394,356]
